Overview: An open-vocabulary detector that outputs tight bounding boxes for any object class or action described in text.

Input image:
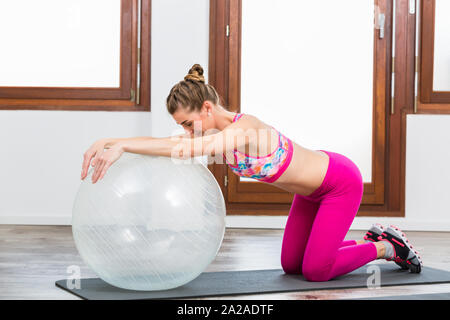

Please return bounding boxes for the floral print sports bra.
[222,113,294,183]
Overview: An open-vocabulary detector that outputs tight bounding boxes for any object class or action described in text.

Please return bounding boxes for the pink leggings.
[281,150,378,282]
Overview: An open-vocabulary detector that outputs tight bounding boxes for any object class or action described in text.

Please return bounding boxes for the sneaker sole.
[364,223,385,241]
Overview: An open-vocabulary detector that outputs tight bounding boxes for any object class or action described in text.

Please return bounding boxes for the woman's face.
[172,103,215,137]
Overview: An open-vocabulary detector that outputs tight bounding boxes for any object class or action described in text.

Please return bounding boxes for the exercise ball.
[72,153,226,291]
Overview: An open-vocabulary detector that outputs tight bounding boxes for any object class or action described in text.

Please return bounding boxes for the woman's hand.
[90,143,125,184]
[81,138,120,182]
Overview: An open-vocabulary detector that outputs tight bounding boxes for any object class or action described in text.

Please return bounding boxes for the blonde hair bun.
[184,64,205,83]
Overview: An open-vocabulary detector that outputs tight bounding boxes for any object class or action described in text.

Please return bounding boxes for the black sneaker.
[364,223,409,270]
[378,225,423,273]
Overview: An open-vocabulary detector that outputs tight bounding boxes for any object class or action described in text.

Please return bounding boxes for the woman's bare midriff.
[225,115,330,196]
[271,143,330,196]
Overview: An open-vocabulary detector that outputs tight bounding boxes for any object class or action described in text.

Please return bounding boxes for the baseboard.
[350,217,450,232]
[2,215,450,232]
[226,215,450,232]
[0,215,72,226]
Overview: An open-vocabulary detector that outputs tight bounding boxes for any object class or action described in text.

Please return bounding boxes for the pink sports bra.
[222,113,294,183]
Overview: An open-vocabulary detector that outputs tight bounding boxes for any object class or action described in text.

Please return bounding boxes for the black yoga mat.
[55,264,450,300]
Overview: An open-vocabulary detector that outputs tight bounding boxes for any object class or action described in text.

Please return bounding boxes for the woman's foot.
[364,223,409,270]
[377,225,423,273]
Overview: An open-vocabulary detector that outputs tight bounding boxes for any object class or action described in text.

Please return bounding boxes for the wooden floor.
[1,225,450,300]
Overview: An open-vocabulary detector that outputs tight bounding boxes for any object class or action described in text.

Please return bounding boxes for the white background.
[241,0,373,182]
[0,0,121,87]
[433,0,450,91]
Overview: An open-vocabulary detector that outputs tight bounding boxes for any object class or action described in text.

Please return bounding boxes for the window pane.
[433,0,450,92]
[241,0,374,183]
[0,0,121,87]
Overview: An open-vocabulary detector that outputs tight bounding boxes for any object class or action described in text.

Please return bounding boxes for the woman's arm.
[104,137,152,149]
[117,121,256,159]
[104,132,192,149]
[82,134,190,180]
[87,118,259,183]
[117,136,187,158]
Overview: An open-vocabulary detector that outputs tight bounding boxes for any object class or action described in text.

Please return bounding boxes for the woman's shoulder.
[235,113,265,126]
[239,113,277,132]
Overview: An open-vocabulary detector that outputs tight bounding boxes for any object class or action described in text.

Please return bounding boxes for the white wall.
[402,115,450,229]
[0,0,210,225]
[1,1,449,232]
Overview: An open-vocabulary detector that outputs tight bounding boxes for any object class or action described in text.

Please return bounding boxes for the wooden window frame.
[208,0,416,218]
[0,0,151,112]
[418,0,450,113]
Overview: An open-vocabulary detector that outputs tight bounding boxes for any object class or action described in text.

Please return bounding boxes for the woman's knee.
[301,260,333,282]
[282,265,302,275]
[281,255,302,275]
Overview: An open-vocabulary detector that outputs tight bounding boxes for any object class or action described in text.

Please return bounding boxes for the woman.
[81,64,422,281]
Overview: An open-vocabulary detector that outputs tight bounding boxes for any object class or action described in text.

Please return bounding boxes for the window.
[419,0,450,108]
[209,0,404,217]
[0,0,151,111]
